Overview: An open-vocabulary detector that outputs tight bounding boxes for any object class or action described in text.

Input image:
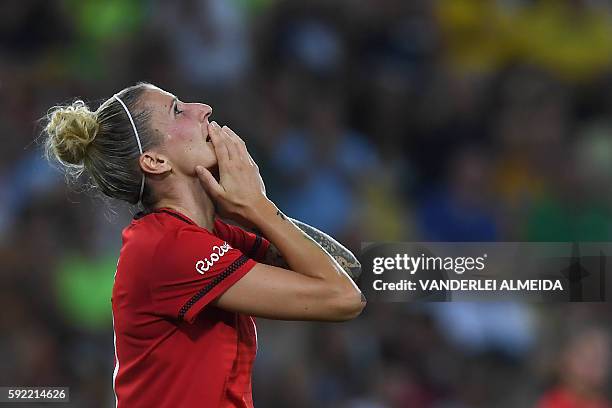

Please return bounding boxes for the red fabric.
[213,219,269,264]
[537,388,611,408]
[112,208,270,408]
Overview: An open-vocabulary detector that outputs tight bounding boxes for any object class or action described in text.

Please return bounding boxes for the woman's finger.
[208,121,231,168]
[224,125,258,168]
[246,151,259,168]
[223,125,245,147]
[195,165,224,199]
[222,125,249,161]
[222,127,242,161]
[221,126,247,164]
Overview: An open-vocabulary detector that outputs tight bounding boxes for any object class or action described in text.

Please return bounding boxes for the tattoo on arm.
[262,217,362,279]
[291,218,361,279]
[263,243,289,268]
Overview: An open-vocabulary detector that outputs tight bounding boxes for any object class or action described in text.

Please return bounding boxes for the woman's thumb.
[195,166,223,198]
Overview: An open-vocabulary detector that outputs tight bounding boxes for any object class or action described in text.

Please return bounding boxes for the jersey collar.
[134,207,196,226]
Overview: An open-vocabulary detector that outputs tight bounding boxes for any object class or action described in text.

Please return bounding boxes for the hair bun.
[45,100,99,165]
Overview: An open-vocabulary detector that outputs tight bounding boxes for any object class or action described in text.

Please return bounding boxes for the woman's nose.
[196,104,212,123]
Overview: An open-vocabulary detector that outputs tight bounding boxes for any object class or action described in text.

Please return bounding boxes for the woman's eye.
[174,104,183,115]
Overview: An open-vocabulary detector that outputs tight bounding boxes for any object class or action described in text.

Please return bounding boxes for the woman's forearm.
[290,218,362,279]
[248,199,359,292]
[262,218,362,280]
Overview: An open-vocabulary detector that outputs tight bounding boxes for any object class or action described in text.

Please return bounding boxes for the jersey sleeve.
[213,219,270,263]
[150,226,257,323]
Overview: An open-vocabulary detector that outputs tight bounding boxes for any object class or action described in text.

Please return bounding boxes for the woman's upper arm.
[211,262,362,321]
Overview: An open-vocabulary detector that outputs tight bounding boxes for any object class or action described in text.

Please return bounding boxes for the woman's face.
[142,86,216,177]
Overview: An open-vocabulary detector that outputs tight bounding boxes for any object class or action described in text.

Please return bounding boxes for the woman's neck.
[153,176,216,231]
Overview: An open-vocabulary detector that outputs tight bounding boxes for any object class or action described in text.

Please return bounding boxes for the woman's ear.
[140,151,171,175]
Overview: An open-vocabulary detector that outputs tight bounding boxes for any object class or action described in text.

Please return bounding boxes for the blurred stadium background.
[1,0,612,406]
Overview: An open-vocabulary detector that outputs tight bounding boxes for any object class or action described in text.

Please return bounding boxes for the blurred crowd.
[1,0,612,407]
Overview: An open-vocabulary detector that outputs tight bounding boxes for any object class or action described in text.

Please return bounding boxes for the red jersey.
[112,207,270,408]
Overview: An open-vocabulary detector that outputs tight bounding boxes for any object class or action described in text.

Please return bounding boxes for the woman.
[43,82,364,407]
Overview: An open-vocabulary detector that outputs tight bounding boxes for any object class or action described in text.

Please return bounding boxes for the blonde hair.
[43,83,159,205]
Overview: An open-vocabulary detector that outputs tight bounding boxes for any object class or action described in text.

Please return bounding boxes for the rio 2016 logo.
[196,242,232,274]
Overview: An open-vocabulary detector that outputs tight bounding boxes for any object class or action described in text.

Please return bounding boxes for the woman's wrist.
[244,197,277,228]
